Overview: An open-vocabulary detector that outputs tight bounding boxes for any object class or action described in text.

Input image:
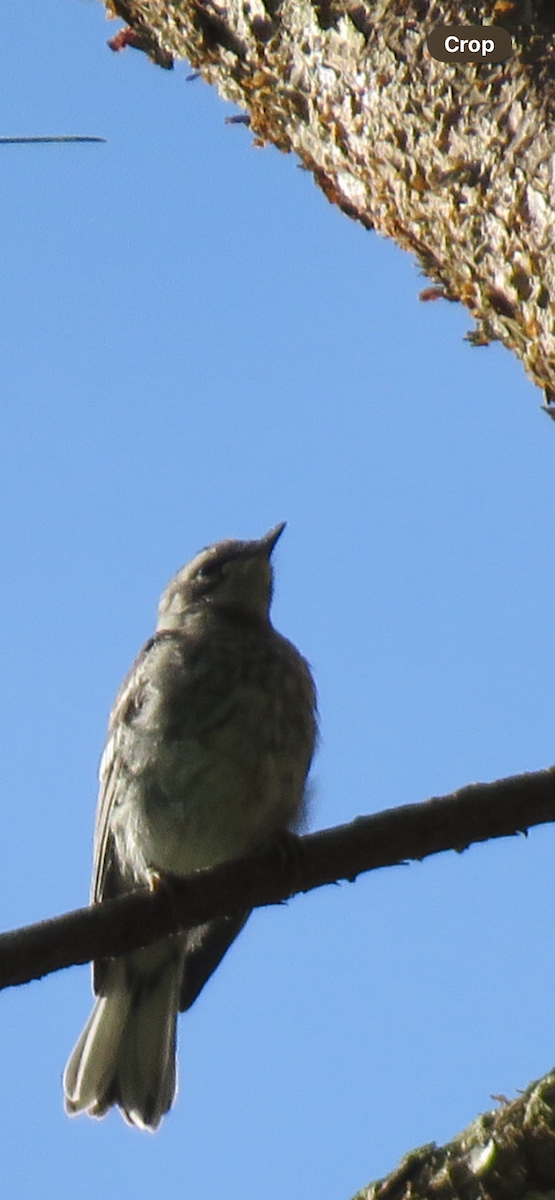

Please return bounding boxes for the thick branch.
[352,1068,555,1200]
[2,764,555,992]
[102,0,555,395]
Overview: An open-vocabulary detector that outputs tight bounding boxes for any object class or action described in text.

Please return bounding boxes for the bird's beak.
[259,522,286,557]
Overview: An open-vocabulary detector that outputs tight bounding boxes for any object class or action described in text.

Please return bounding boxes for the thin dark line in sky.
[0,136,106,145]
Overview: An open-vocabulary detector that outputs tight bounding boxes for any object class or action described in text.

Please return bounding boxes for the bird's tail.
[63,940,183,1131]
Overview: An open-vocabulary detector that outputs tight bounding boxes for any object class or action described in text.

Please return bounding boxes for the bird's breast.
[111,628,316,882]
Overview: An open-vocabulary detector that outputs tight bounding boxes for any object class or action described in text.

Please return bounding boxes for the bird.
[63,523,317,1130]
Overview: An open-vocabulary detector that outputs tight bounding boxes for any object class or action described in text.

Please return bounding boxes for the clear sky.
[2,3,554,1198]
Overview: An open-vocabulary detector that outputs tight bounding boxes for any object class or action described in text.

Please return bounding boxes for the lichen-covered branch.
[99,0,555,397]
[352,1069,555,1200]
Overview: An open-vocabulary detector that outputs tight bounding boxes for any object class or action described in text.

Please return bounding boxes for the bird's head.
[157,523,286,630]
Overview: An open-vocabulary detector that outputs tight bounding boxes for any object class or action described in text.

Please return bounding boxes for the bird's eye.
[194,559,223,586]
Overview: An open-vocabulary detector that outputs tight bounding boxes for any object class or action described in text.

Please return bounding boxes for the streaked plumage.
[63,524,317,1129]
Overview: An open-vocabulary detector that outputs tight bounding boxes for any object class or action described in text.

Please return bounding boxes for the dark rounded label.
[427,25,512,63]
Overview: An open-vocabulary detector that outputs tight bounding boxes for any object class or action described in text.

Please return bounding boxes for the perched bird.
[63,524,317,1130]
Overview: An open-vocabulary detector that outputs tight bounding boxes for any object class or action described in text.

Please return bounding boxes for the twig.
[0,136,106,145]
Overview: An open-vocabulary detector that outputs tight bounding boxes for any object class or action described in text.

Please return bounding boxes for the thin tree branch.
[3,764,555,993]
[0,137,106,144]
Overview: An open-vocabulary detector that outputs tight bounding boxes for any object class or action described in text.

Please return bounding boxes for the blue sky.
[2,3,554,1197]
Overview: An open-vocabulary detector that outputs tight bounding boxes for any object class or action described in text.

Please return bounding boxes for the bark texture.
[103,0,555,397]
[352,1068,555,1200]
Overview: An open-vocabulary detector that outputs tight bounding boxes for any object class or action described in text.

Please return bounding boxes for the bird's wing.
[91,637,157,907]
[91,637,162,995]
[179,913,250,1011]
